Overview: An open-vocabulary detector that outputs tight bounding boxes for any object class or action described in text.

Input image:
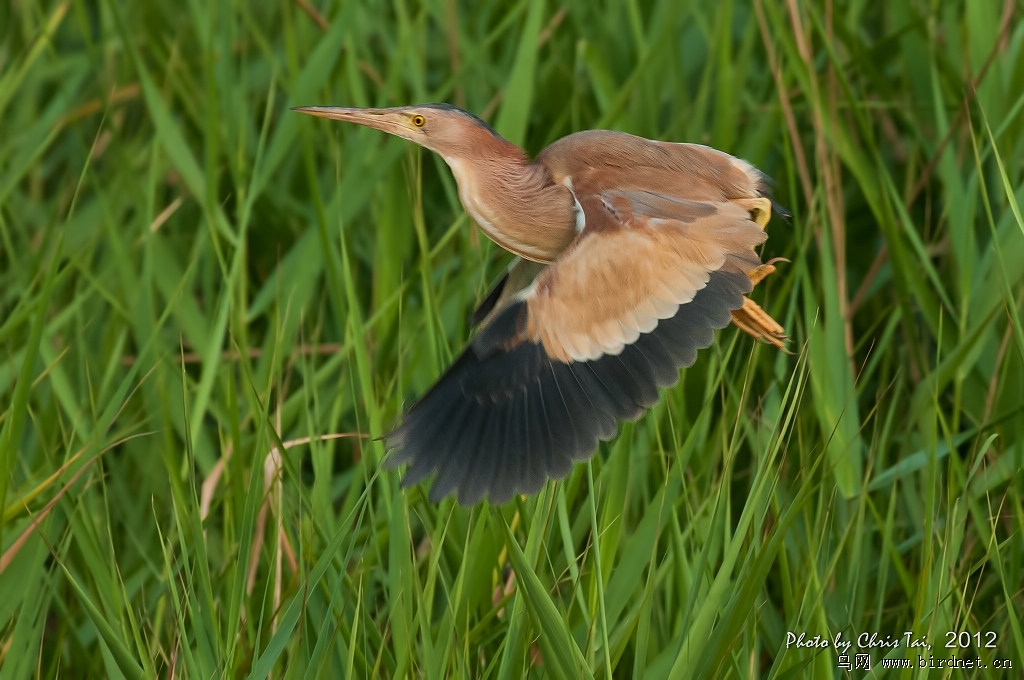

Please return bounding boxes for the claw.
[746,263,777,286]
[732,298,788,350]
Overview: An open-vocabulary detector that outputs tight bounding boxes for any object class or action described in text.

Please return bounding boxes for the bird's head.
[292,103,506,164]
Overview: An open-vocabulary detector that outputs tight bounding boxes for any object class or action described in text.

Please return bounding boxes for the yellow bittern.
[296,103,785,505]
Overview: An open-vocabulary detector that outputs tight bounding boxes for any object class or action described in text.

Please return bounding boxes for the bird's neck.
[442,146,577,263]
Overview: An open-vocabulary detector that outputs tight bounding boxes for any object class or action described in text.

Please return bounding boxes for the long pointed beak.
[292,106,411,138]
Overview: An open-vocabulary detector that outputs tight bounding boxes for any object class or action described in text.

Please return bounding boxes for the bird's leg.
[732,298,787,349]
[732,257,788,350]
[730,196,788,349]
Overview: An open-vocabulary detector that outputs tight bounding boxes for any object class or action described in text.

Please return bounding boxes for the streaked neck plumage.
[439,140,577,263]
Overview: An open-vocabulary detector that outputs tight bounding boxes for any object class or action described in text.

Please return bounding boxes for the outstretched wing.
[386,180,772,504]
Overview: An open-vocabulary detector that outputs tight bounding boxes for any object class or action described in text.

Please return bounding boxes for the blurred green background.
[2,0,1022,677]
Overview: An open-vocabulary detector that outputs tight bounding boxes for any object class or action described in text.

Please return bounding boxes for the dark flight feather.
[384,267,752,503]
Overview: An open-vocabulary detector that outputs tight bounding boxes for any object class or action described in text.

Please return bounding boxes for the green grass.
[2,0,1023,677]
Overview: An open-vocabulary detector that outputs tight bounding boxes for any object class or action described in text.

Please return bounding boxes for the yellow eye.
[411,114,425,127]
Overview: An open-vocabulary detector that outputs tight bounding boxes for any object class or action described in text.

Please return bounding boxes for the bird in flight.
[295,103,785,505]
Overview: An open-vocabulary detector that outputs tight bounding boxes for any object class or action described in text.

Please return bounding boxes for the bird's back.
[535,129,766,204]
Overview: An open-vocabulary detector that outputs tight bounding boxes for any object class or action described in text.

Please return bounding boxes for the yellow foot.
[745,256,789,285]
[732,297,787,350]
